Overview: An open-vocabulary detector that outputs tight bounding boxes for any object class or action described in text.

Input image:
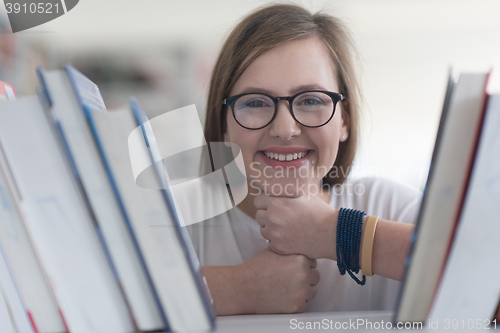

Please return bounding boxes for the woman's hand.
[254,193,338,260]
[254,193,416,281]
[203,247,320,315]
[238,247,320,314]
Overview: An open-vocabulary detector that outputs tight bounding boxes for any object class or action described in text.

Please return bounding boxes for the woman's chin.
[247,177,323,198]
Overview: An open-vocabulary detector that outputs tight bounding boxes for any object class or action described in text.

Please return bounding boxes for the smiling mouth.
[262,150,310,161]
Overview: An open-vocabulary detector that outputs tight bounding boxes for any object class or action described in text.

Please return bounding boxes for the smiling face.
[224,37,349,211]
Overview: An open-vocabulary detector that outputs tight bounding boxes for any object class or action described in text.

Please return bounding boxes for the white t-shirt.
[187,177,422,312]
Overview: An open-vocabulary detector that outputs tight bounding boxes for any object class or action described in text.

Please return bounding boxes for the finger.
[306,285,318,301]
[254,210,267,227]
[259,223,271,241]
[253,192,272,210]
[309,258,317,268]
[310,268,320,286]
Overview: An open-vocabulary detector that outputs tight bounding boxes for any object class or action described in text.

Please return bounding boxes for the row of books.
[395,71,500,325]
[0,66,215,333]
[2,65,499,332]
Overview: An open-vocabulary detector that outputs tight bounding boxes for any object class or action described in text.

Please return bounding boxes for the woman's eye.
[244,100,268,108]
[304,98,321,105]
[299,97,323,106]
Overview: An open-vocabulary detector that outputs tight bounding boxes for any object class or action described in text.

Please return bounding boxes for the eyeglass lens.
[233,91,335,129]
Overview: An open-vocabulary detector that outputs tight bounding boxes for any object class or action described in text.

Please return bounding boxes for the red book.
[0,81,16,100]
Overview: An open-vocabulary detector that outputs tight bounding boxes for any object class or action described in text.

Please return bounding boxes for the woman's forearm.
[360,218,414,281]
[202,247,321,315]
[202,265,249,316]
[254,195,415,281]
[329,211,414,280]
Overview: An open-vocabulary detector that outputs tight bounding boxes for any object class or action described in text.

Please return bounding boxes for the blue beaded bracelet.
[336,208,366,285]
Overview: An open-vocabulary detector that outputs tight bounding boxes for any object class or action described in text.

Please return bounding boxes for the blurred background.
[1,0,500,191]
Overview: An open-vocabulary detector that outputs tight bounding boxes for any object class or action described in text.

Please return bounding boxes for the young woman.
[187,4,421,315]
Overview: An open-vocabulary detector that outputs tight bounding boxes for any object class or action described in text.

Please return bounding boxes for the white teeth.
[263,151,309,161]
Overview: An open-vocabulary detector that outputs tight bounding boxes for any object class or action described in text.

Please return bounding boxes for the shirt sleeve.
[331,177,422,224]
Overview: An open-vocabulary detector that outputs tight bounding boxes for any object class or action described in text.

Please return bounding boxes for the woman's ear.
[340,100,350,142]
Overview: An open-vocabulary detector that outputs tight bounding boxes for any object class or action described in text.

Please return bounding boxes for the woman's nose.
[267,101,301,140]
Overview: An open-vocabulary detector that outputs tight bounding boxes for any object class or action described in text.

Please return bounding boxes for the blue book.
[87,99,216,332]
[37,65,166,332]
[130,99,217,328]
[0,93,133,333]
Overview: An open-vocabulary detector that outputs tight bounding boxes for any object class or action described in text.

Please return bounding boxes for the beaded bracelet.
[336,208,366,285]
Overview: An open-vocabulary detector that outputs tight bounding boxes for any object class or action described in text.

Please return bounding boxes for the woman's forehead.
[230,37,339,96]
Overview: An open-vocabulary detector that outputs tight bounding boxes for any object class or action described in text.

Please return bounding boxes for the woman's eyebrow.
[238,87,275,95]
[237,84,329,96]
[289,84,328,95]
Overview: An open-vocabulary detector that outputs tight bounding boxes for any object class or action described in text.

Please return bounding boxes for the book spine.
[26,312,39,333]
[430,73,490,317]
[394,72,455,324]
[130,99,216,327]
[0,242,34,333]
[495,301,500,321]
[84,106,170,332]
[37,69,140,332]
[58,309,71,333]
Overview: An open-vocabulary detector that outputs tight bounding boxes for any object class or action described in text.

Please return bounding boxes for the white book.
[89,105,215,332]
[0,283,16,333]
[429,94,500,321]
[0,96,133,333]
[37,66,165,332]
[0,242,33,333]
[0,142,65,333]
[396,72,489,322]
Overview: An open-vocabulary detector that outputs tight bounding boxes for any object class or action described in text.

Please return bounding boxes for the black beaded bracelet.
[336,207,366,285]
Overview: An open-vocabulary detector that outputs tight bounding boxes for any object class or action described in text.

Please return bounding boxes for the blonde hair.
[204,3,360,185]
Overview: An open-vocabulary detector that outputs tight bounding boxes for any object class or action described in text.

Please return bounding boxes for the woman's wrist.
[202,265,252,315]
[324,207,339,260]
[358,215,367,267]
[326,209,372,267]
[232,262,257,314]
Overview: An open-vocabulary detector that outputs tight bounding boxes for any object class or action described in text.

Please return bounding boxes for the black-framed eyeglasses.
[222,90,345,130]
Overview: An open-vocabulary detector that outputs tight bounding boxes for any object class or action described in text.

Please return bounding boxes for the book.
[87,100,216,332]
[0,81,16,100]
[0,96,134,333]
[0,135,66,332]
[428,93,500,322]
[0,241,34,333]
[395,72,489,323]
[0,283,16,333]
[37,65,166,332]
[129,99,216,325]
